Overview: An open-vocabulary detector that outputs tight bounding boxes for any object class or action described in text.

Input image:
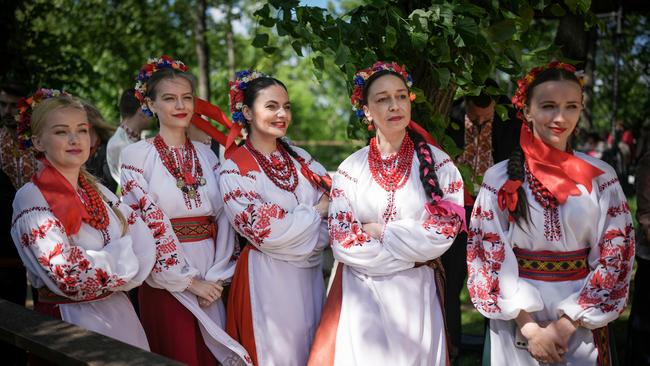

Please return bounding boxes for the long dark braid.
[506,66,581,223]
[506,146,528,222]
[408,129,444,201]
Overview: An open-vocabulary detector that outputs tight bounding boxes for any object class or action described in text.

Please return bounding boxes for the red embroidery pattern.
[17,214,125,301]
[122,179,180,273]
[481,182,498,195]
[328,210,372,249]
[443,180,463,194]
[471,206,494,221]
[607,202,630,217]
[220,169,257,180]
[467,228,504,313]
[422,213,461,239]
[121,164,144,174]
[223,188,262,203]
[12,207,52,226]
[435,158,452,171]
[233,203,287,245]
[598,178,619,193]
[578,223,635,313]
[337,169,358,183]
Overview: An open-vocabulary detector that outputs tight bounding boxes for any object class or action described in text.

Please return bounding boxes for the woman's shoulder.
[335,146,369,179]
[573,151,617,178]
[480,160,510,194]
[12,183,50,220]
[120,139,153,167]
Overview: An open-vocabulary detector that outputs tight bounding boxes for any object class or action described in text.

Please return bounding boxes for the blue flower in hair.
[236,70,251,79]
[355,109,365,118]
[232,111,245,123]
[353,75,365,86]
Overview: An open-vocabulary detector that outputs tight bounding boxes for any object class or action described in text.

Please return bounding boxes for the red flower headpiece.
[511,61,584,121]
[228,70,267,124]
[16,88,70,150]
[134,55,189,116]
[351,61,416,123]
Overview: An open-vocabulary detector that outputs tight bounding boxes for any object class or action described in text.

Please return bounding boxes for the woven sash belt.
[513,247,590,282]
[170,216,216,243]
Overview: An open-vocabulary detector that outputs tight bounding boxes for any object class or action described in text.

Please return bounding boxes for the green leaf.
[263,46,278,54]
[385,25,397,48]
[456,16,479,43]
[549,4,566,17]
[435,67,450,88]
[410,32,428,49]
[488,19,517,42]
[291,41,303,56]
[251,33,269,48]
[334,44,351,65]
[495,104,510,122]
[259,17,276,27]
[255,4,270,19]
[313,55,324,70]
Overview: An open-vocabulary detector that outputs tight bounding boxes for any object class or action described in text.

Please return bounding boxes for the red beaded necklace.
[246,139,299,192]
[78,174,109,231]
[153,135,206,198]
[525,162,558,209]
[368,134,414,191]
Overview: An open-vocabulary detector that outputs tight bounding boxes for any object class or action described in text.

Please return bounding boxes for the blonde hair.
[31,96,127,236]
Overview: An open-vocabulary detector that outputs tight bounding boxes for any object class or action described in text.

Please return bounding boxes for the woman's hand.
[362,223,384,239]
[314,194,330,218]
[546,315,578,355]
[188,278,224,306]
[516,311,564,364]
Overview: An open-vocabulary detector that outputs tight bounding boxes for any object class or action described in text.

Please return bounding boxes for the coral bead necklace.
[246,139,299,192]
[368,134,414,191]
[153,134,206,198]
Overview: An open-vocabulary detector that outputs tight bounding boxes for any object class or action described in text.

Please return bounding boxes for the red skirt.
[139,282,217,366]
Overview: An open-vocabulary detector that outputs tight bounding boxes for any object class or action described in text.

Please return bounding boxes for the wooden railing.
[0,299,183,365]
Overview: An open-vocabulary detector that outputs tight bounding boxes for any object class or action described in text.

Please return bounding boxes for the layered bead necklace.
[246,139,298,192]
[77,174,109,232]
[153,135,206,199]
[524,162,558,209]
[368,134,414,192]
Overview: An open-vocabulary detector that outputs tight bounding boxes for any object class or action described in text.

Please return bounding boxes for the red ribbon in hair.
[498,124,604,218]
[32,158,89,236]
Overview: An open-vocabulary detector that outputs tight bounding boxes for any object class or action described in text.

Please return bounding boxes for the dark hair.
[243,77,287,110]
[363,70,444,204]
[0,82,29,98]
[119,89,142,119]
[507,67,582,222]
[145,68,196,101]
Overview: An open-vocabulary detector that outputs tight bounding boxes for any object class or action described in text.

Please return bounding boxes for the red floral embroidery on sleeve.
[578,223,634,313]
[17,214,125,301]
[328,210,371,249]
[233,203,287,246]
[422,213,462,239]
[471,205,494,221]
[467,228,504,313]
[443,180,464,194]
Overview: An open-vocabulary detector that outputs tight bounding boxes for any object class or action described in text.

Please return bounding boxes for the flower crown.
[134,55,189,116]
[16,88,70,150]
[228,70,267,124]
[511,61,584,121]
[350,61,415,122]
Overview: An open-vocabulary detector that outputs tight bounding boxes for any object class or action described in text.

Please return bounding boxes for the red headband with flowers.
[134,55,189,116]
[350,61,416,124]
[16,88,70,150]
[511,61,584,122]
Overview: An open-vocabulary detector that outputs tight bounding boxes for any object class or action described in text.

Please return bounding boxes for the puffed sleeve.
[557,170,635,329]
[381,151,464,262]
[119,143,199,292]
[218,162,323,267]
[466,165,543,320]
[11,190,141,301]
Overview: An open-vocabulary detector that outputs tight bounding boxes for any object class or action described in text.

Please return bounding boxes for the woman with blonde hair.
[10,92,155,349]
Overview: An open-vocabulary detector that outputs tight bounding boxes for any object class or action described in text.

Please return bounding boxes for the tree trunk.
[225,1,236,81]
[193,0,210,100]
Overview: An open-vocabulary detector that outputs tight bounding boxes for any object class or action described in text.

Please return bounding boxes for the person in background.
[106,89,151,186]
[82,100,117,192]
[444,79,521,362]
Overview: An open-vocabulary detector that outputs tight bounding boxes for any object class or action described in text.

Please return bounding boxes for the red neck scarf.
[32,158,89,235]
[498,125,604,217]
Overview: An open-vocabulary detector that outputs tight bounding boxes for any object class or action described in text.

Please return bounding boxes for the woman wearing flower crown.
[120,56,251,366]
[219,71,331,366]
[467,62,634,365]
[308,62,465,366]
[10,93,155,349]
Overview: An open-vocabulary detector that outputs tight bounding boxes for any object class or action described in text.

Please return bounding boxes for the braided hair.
[507,67,582,222]
[363,70,444,203]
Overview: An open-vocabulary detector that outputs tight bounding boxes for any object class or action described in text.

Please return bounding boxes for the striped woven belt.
[170,216,216,243]
[37,286,111,304]
[513,247,590,282]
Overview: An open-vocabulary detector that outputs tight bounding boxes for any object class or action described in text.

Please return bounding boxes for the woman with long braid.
[308,62,465,366]
[467,62,634,365]
[220,71,331,365]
